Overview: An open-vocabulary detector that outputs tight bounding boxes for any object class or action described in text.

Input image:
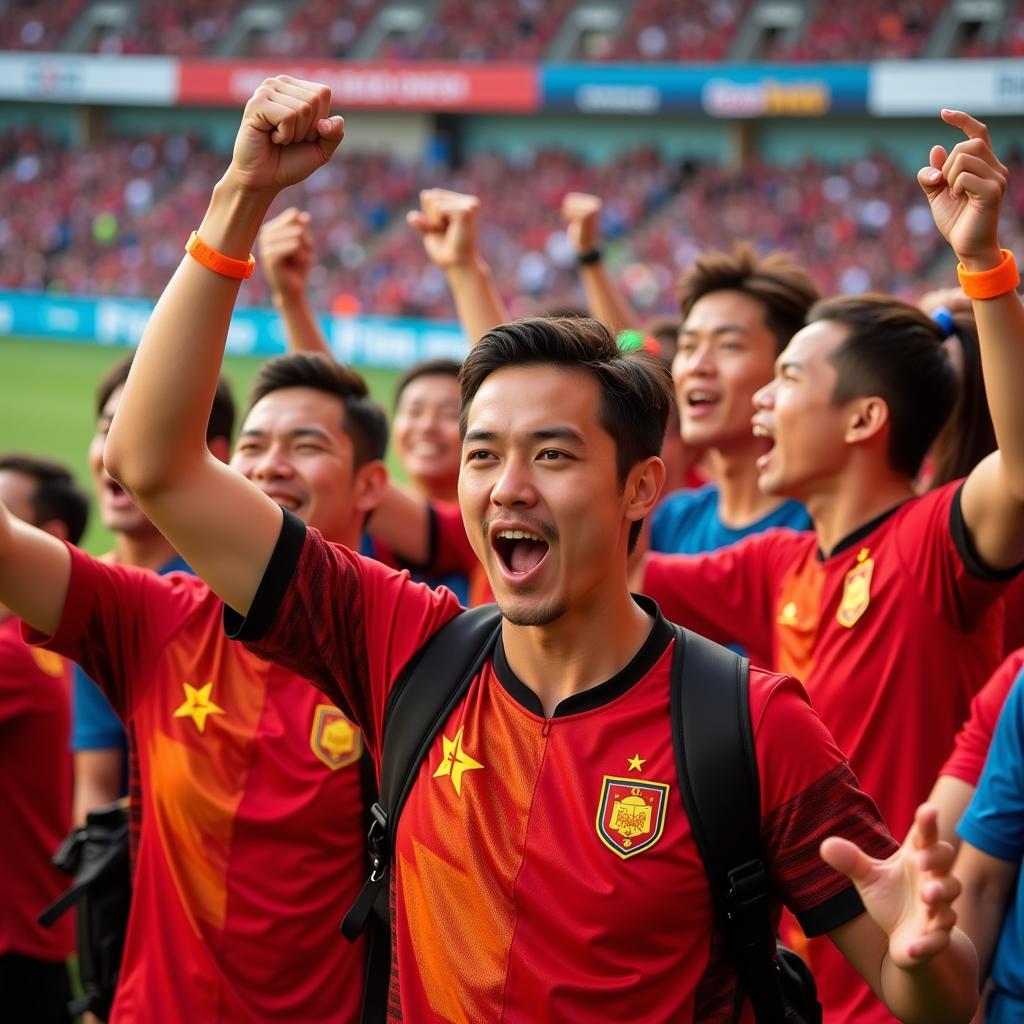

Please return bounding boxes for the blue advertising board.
[0,289,467,368]
[541,64,869,117]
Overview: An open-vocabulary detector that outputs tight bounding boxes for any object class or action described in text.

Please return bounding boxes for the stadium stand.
[3,0,1023,58]
[3,125,1021,320]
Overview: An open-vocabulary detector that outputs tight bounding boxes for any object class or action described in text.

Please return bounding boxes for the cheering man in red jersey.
[0,353,388,1023]
[636,110,1024,1021]
[99,77,978,1022]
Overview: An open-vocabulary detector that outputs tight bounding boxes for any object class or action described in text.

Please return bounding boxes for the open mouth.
[685,389,719,416]
[752,424,777,469]
[493,528,550,577]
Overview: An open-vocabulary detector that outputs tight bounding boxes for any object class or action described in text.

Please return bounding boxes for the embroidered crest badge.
[837,549,874,629]
[596,775,670,859]
[310,704,362,770]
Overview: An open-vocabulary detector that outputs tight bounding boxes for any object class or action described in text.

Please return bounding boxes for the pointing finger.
[941,109,993,148]
[912,804,939,850]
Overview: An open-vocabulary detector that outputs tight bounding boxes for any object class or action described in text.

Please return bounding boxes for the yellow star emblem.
[433,725,483,796]
[627,753,646,772]
[173,682,225,734]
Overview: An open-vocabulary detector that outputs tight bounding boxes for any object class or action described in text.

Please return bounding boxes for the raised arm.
[103,76,345,614]
[561,191,641,336]
[259,205,332,356]
[0,498,71,637]
[920,110,1024,571]
[407,188,509,345]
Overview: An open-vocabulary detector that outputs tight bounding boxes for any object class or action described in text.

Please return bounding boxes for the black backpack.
[38,799,132,1022]
[342,605,822,1024]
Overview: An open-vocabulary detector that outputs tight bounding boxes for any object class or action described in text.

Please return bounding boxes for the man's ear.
[353,461,390,516]
[844,397,890,447]
[209,436,232,465]
[625,456,666,528]
[36,518,70,542]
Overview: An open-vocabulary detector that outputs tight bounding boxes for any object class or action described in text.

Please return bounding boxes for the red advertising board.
[177,61,539,112]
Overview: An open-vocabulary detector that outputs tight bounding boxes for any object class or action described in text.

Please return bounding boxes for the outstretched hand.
[226,75,344,196]
[561,192,603,255]
[918,109,1006,269]
[821,803,961,969]
[259,206,314,300]
[406,188,481,270]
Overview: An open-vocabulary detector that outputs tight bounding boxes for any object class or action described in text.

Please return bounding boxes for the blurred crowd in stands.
[2,0,1020,60]
[2,128,1022,322]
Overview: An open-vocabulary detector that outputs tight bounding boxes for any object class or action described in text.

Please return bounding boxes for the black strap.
[671,625,788,1022]
[344,604,502,1024]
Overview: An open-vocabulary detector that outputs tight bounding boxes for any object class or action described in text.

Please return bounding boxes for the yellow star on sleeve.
[173,682,225,734]
[433,725,484,796]
[627,753,646,772]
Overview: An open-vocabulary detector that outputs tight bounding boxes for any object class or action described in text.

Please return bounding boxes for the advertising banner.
[869,60,1024,116]
[176,60,539,111]
[0,52,176,104]
[541,64,869,116]
[0,290,466,368]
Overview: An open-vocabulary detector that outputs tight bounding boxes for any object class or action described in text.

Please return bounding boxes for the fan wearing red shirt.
[1,354,390,1024]
[640,112,1024,1021]
[97,75,977,1024]
[0,453,89,1024]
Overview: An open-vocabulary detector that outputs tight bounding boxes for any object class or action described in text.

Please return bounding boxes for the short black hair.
[248,353,389,467]
[0,453,89,545]
[679,242,819,355]
[96,353,236,443]
[394,358,462,407]
[460,317,672,550]
[810,294,959,479]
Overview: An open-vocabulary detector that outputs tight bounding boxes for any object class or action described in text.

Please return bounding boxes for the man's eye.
[538,450,567,461]
[467,450,494,461]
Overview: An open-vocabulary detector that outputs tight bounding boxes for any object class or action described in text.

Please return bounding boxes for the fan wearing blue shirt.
[653,243,816,557]
[957,666,1024,1024]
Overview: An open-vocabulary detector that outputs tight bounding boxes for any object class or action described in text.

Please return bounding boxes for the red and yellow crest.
[836,550,874,629]
[596,776,670,859]
[310,704,362,770]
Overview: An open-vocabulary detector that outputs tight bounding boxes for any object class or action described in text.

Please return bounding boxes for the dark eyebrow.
[463,427,586,445]
[681,324,747,337]
[238,427,333,442]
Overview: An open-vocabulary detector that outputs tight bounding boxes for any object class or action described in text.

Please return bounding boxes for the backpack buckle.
[366,801,389,882]
[725,859,769,920]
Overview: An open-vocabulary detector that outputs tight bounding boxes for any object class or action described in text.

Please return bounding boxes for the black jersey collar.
[492,595,674,719]
[816,500,907,562]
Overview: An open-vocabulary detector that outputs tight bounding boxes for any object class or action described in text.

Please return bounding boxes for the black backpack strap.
[343,603,502,1024]
[670,624,787,1022]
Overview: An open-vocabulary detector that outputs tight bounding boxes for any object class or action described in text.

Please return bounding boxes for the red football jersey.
[0,615,74,962]
[941,647,1024,786]
[643,481,1013,1022]
[230,512,896,1024]
[25,546,366,1024]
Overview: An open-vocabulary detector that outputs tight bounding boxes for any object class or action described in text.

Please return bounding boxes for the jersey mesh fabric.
[643,480,1017,1022]
[228,513,897,1023]
[24,546,367,1024]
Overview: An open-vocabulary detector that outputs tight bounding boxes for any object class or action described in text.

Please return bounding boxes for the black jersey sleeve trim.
[795,884,865,938]
[950,481,1024,582]
[223,508,306,642]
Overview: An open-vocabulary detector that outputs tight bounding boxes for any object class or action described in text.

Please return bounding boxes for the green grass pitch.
[0,335,402,555]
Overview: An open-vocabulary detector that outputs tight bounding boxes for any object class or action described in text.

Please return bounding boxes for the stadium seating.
[3,0,1021,59]
[3,128,1021,321]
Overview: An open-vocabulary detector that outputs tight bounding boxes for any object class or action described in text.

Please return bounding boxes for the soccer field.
[0,335,403,555]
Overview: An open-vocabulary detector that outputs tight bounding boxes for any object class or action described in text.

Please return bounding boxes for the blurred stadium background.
[1,0,1022,552]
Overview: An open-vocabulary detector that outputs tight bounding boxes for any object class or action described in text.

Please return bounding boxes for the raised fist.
[561,192,603,257]
[406,188,481,271]
[227,75,344,197]
[259,207,314,301]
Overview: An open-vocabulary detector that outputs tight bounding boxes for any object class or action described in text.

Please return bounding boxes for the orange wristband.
[956,249,1020,299]
[185,230,255,280]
